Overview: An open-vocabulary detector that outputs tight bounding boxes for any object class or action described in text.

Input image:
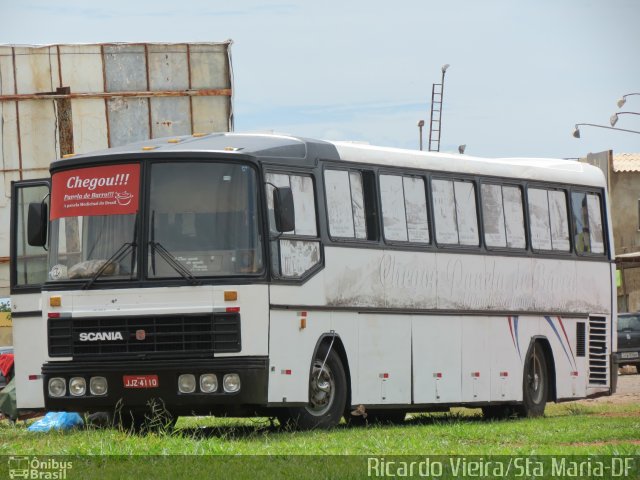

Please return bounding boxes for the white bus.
[11,133,615,429]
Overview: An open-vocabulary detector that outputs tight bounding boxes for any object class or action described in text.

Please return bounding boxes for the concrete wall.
[0,42,234,297]
[0,312,11,346]
[610,170,640,253]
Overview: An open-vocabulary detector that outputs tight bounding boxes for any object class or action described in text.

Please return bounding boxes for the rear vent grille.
[588,316,608,385]
[576,322,586,357]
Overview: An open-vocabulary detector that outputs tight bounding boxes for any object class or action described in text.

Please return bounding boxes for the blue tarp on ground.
[27,411,84,432]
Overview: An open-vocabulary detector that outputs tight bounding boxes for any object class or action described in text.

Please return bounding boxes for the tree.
[0,300,11,321]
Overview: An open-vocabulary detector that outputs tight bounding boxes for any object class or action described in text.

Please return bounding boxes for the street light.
[417,120,425,150]
[616,93,640,108]
[572,123,640,138]
[610,111,640,127]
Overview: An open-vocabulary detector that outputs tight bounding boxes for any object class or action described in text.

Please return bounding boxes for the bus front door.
[10,179,50,410]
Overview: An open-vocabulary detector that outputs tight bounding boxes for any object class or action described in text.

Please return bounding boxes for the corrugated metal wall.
[0,41,234,296]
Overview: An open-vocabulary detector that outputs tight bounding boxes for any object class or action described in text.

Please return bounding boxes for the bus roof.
[330,141,606,188]
[52,132,606,188]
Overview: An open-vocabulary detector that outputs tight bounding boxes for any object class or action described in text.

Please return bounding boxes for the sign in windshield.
[50,164,140,219]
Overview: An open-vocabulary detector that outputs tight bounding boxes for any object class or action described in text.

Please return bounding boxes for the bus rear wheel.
[516,342,548,418]
[279,345,347,430]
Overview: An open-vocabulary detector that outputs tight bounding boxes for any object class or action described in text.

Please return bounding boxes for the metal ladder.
[428,82,443,152]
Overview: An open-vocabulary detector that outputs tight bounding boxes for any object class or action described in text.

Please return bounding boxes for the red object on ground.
[0,353,14,377]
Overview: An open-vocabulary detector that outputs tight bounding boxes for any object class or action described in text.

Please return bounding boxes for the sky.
[1,0,639,159]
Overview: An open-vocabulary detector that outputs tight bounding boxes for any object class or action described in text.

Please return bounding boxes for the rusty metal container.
[0,41,234,296]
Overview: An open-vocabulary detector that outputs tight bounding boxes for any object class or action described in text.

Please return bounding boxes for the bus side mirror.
[27,202,48,247]
[274,187,295,233]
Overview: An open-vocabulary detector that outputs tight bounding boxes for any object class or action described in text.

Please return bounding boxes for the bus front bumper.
[42,357,269,415]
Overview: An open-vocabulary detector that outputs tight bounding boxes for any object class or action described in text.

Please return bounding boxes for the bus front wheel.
[517,342,548,418]
[279,345,347,430]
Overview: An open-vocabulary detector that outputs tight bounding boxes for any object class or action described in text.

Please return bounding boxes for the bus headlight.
[90,376,108,396]
[178,374,196,393]
[223,373,241,393]
[199,374,218,393]
[69,377,86,396]
[48,378,66,397]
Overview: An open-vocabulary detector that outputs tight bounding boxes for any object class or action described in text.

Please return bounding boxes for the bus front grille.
[48,313,241,358]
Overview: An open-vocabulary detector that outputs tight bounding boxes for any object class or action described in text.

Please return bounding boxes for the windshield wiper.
[82,212,138,290]
[148,240,200,285]
[82,241,136,290]
[149,210,200,285]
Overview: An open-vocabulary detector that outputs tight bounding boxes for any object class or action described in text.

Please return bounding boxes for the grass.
[0,402,637,479]
[0,401,638,456]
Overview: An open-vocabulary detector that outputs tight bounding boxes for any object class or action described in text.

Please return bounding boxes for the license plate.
[621,352,639,359]
[123,375,159,388]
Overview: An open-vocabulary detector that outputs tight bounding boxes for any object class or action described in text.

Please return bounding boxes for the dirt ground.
[577,367,640,405]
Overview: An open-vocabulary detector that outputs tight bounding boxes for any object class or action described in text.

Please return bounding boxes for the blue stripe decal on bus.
[544,316,576,370]
[508,316,522,361]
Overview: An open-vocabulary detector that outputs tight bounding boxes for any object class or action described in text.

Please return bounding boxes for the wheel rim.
[527,348,545,404]
[307,359,335,416]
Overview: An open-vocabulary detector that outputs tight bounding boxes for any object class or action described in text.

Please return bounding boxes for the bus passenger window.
[380,174,429,243]
[455,181,479,245]
[350,172,367,239]
[587,194,605,253]
[432,178,478,246]
[265,172,321,279]
[380,175,408,241]
[325,169,371,240]
[548,190,570,251]
[265,173,317,236]
[571,192,605,255]
[528,188,570,252]
[503,186,526,248]
[481,184,525,249]
[528,188,552,250]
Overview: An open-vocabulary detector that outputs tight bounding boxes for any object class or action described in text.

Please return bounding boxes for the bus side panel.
[436,254,488,311]
[542,315,588,400]
[461,317,491,402]
[489,316,524,403]
[267,309,413,407]
[229,284,270,357]
[412,315,462,404]
[267,309,332,404]
[356,314,411,405]
[573,261,613,317]
[13,299,48,409]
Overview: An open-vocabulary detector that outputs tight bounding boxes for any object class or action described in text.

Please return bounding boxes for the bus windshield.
[147,162,262,278]
[49,213,138,281]
[47,161,263,282]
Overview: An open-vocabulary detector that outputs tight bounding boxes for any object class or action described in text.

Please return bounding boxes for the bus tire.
[516,342,548,418]
[280,345,347,430]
